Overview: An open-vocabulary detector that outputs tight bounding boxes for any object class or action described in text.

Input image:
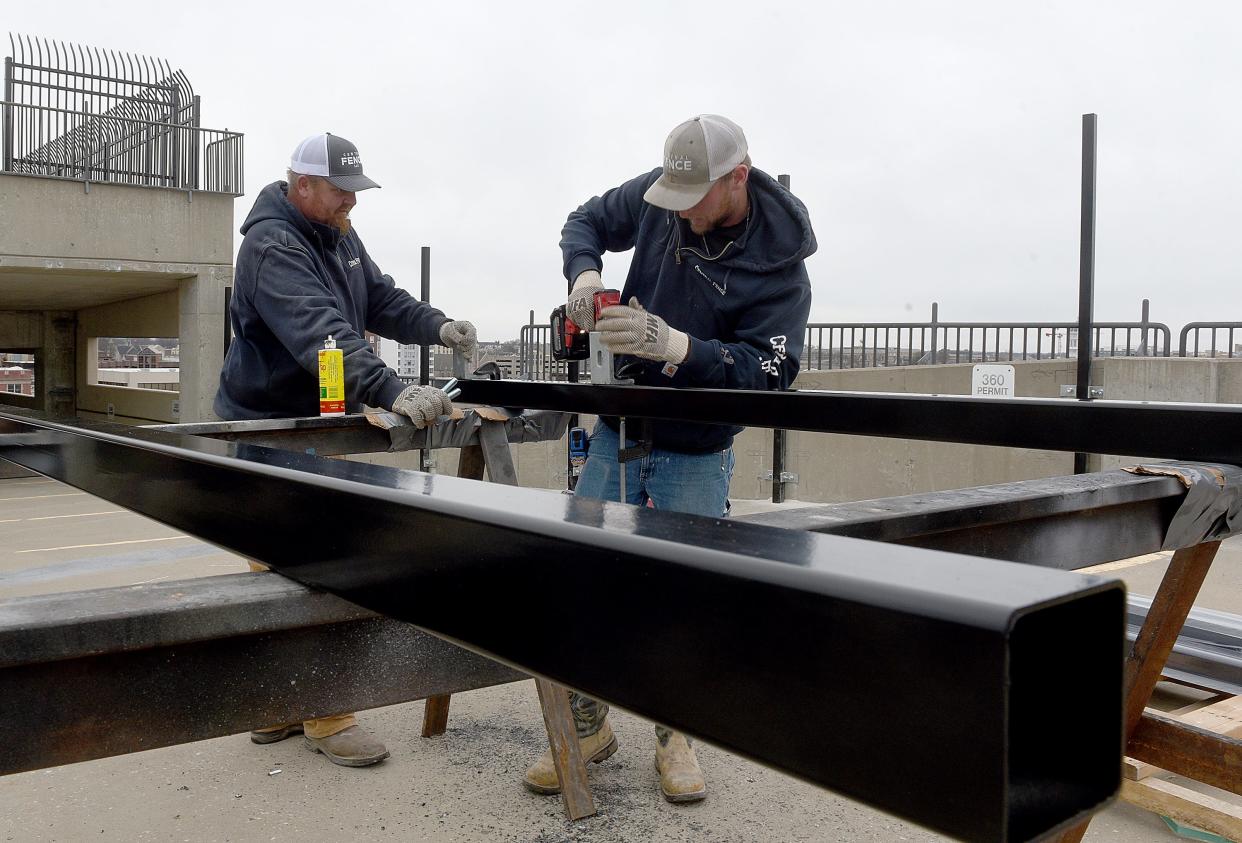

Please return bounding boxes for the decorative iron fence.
[2,34,242,194]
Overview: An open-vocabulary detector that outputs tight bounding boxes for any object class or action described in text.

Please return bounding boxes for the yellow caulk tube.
[318,335,345,417]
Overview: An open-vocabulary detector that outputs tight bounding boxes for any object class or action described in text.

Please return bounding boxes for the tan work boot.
[655,732,706,803]
[250,723,304,744]
[523,719,619,794]
[303,725,390,767]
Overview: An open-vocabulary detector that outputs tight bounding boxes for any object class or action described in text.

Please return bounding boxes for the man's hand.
[391,384,453,429]
[566,269,604,331]
[439,320,478,356]
[595,297,690,363]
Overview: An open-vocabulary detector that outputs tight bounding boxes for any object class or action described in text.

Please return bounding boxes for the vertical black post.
[1137,298,1150,356]
[565,275,580,490]
[772,173,792,503]
[1074,114,1097,475]
[223,286,232,361]
[419,246,433,472]
[3,57,13,172]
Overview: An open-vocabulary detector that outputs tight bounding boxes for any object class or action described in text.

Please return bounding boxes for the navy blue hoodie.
[561,166,816,453]
[214,181,448,420]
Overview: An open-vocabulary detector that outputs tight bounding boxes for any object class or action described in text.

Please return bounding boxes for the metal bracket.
[760,470,799,484]
[1060,384,1104,398]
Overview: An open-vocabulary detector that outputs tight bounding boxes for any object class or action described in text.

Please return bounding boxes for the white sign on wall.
[972,364,1015,398]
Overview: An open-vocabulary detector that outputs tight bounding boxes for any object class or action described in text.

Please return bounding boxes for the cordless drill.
[550,288,621,361]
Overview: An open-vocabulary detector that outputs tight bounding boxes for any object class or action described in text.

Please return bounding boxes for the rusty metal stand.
[419,417,595,820]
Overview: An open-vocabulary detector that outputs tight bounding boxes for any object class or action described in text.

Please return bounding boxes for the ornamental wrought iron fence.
[2,34,242,193]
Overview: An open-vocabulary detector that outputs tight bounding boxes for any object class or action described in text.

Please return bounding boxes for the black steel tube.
[419,245,431,470]
[454,380,1242,466]
[0,411,1123,842]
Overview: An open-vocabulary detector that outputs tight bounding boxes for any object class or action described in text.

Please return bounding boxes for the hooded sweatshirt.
[214,181,448,420]
[560,166,816,453]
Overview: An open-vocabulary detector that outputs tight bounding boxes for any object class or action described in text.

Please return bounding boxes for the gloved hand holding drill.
[595,297,690,364]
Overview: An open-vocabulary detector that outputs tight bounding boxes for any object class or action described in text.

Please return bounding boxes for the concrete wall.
[0,174,234,423]
[0,175,232,265]
[0,310,75,418]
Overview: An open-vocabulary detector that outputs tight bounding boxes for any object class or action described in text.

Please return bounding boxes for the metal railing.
[2,35,242,194]
[1,100,242,192]
[515,312,1175,381]
[1179,323,1242,359]
[805,319,1171,370]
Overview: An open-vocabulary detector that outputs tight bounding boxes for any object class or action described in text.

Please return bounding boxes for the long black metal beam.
[455,380,1242,464]
[737,470,1187,568]
[0,572,525,774]
[0,409,1122,843]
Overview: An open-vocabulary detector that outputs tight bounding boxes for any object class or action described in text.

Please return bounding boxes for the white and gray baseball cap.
[289,132,381,191]
[643,115,748,211]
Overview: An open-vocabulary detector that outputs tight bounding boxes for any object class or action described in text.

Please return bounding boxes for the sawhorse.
[419,417,597,820]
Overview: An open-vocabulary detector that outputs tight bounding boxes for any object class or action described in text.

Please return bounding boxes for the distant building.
[0,366,34,396]
[396,343,420,379]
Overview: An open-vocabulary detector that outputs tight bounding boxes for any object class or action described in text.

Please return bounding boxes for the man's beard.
[332,211,352,235]
[688,189,738,236]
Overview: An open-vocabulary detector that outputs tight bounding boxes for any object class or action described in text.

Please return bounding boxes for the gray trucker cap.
[643,115,748,211]
[289,132,381,191]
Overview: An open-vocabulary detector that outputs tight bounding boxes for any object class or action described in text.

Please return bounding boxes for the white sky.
[8,1,1241,342]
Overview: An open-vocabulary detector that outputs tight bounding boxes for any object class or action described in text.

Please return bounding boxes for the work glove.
[438,320,478,356]
[595,297,691,364]
[566,269,604,331]
[391,384,453,429]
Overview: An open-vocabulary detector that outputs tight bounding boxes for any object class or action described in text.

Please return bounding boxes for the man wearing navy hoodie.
[216,133,477,767]
[523,115,815,802]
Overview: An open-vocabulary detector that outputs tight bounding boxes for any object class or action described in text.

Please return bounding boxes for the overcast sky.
[8,2,1241,343]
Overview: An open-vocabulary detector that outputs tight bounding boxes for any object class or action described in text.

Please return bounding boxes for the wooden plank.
[1181,696,1242,738]
[1121,778,1242,841]
[535,678,595,821]
[1129,712,1242,796]
[421,695,451,738]
[1055,541,1222,843]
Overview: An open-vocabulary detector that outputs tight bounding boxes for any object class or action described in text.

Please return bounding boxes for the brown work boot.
[523,719,619,794]
[655,732,706,803]
[249,723,304,744]
[303,725,390,767]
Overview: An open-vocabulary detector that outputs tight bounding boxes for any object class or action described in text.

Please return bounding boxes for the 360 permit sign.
[972,364,1015,398]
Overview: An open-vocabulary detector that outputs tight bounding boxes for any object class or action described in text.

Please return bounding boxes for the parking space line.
[26,510,128,521]
[16,536,193,554]
[0,492,88,502]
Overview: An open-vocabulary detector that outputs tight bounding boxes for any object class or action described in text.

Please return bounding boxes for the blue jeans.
[570,420,735,742]
[574,421,734,517]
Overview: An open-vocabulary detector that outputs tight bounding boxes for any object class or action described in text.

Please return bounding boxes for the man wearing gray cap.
[524,115,815,802]
[216,132,478,767]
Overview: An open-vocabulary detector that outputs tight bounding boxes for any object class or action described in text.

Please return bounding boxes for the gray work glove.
[391,384,453,429]
[595,297,691,363]
[566,269,604,331]
[438,320,478,356]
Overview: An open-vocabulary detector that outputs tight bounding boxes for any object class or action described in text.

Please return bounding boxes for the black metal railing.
[2,35,242,194]
[1179,323,1242,359]
[515,311,1176,381]
[1,100,242,192]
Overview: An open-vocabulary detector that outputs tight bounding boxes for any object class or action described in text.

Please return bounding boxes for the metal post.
[772,173,792,503]
[419,246,433,472]
[929,301,939,364]
[3,56,13,172]
[1137,298,1150,357]
[1074,114,1098,475]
